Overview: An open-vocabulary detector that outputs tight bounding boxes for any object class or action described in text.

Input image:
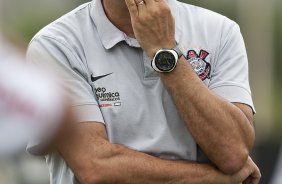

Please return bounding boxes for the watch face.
[155,51,176,72]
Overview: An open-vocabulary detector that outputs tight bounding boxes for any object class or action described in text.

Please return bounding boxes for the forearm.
[161,57,255,174]
[56,123,229,184]
[82,144,226,184]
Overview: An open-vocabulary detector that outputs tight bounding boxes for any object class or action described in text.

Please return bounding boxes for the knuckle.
[138,14,149,23]
[149,8,162,17]
[128,1,136,8]
[160,4,171,14]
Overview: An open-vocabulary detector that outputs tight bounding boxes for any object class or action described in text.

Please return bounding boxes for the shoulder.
[27,2,96,66]
[30,2,92,47]
[172,1,243,60]
[175,1,239,36]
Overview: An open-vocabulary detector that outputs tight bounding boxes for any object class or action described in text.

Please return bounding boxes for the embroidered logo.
[91,73,113,82]
[186,50,211,81]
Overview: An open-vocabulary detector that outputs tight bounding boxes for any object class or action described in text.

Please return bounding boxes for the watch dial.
[155,51,176,71]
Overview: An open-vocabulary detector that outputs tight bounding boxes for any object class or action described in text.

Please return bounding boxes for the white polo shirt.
[26,0,255,183]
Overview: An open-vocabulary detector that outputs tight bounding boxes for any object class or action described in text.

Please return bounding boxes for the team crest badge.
[186,50,211,81]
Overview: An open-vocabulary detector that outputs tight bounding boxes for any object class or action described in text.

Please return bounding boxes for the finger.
[252,164,261,184]
[144,0,168,8]
[143,0,154,6]
[252,177,261,184]
[135,0,146,12]
[124,0,138,17]
[242,176,252,184]
[251,172,261,184]
[146,0,171,15]
[244,170,261,184]
[154,0,167,4]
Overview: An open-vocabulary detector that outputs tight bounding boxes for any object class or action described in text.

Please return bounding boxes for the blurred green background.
[0,0,281,184]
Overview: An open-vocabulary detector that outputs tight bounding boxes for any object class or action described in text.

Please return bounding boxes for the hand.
[125,0,176,58]
[229,156,261,184]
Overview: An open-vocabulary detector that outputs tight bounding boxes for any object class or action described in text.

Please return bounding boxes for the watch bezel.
[152,48,179,73]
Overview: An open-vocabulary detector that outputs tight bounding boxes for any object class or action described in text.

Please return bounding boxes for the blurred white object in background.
[0,34,64,184]
[0,59,64,156]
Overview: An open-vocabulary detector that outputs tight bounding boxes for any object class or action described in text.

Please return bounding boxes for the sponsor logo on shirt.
[95,87,121,108]
[186,50,211,81]
[91,73,121,108]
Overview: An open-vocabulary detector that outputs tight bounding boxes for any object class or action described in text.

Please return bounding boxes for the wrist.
[147,42,176,59]
[151,44,182,73]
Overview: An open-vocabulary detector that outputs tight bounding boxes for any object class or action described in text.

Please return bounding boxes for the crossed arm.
[53,58,259,183]
[55,122,258,184]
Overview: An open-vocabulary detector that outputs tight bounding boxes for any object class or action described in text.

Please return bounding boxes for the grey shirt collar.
[91,0,182,50]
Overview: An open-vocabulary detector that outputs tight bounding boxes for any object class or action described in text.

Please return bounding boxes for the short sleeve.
[209,23,255,113]
[26,35,105,123]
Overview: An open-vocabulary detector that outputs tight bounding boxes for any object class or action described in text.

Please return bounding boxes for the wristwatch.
[151,46,182,73]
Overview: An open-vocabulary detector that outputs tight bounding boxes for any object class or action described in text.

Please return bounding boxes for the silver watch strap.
[173,45,183,58]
